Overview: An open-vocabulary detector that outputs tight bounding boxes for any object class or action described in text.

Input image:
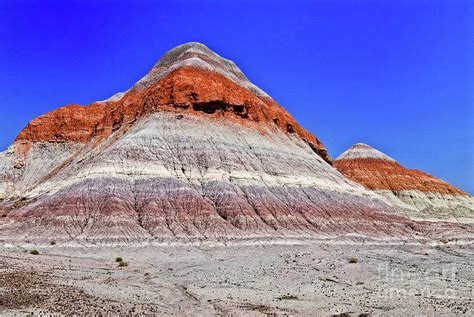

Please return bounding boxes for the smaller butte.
[334,143,474,223]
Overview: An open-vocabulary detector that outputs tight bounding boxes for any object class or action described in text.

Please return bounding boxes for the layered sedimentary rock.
[14,43,331,164]
[334,143,474,223]
[0,43,470,244]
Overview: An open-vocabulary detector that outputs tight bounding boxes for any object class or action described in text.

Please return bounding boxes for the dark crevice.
[286,123,295,133]
[302,138,333,166]
[192,101,249,118]
[112,113,125,132]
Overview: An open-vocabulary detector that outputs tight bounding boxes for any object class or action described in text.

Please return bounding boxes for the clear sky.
[0,0,472,193]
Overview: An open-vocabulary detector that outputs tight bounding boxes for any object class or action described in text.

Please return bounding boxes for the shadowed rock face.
[334,143,474,223]
[0,43,471,244]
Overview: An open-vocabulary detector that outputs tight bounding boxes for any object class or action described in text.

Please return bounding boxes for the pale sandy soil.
[0,239,473,316]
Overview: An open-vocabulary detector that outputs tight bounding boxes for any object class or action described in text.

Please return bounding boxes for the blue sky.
[0,0,472,193]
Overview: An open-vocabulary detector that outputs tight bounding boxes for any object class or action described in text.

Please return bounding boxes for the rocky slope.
[0,43,471,244]
[334,143,474,223]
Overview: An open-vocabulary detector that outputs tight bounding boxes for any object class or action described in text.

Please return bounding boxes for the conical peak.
[131,42,269,98]
[336,143,395,162]
[352,143,370,148]
[153,42,223,68]
[334,143,472,218]
[16,41,332,164]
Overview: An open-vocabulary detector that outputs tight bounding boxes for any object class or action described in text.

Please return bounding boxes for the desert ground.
[0,238,473,316]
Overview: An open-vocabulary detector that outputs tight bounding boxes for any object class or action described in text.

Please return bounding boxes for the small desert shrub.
[118,261,128,267]
[115,257,123,262]
[348,257,358,263]
[331,313,351,317]
[30,249,39,255]
[277,293,298,300]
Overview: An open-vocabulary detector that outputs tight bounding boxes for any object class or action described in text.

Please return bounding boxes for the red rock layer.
[2,177,422,242]
[334,158,468,195]
[15,67,331,164]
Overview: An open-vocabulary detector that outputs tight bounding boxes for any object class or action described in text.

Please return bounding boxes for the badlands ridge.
[0,42,472,245]
[334,143,473,223]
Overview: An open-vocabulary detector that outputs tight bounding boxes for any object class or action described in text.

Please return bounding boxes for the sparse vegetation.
[30,249,39,255]
[13,198,28,209]
[118,261,128,267]
[115,257,123,262]
[348,257,358,263]
[276,293,298,300]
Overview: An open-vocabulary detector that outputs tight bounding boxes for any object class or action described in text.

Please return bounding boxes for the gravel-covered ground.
[1,239,473,316]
